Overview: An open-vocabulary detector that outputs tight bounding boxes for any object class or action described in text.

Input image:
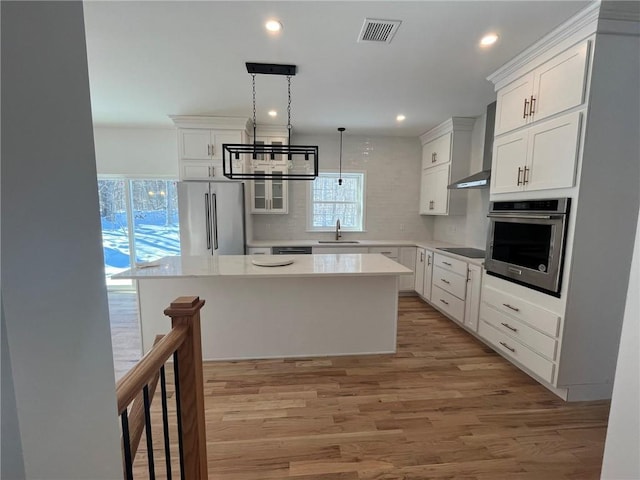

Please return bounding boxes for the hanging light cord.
[338,127,345,186]
[287,75,293,160]
[251,74,257,159]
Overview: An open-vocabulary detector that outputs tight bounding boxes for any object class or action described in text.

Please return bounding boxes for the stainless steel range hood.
[448,101,496,190]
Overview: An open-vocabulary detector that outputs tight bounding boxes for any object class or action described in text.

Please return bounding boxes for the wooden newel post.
[164,296,207,480]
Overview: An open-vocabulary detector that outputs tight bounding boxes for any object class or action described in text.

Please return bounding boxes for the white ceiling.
[83,1,591,137]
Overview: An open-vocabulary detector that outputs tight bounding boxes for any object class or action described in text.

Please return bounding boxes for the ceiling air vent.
[357,18,402,44]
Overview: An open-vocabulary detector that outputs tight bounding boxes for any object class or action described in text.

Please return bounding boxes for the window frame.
[306,171,366,232]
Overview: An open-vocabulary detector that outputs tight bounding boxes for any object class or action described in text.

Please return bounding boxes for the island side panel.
[137,275,399,360]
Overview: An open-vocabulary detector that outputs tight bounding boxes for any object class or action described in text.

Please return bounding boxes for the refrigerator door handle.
[212,193,219,250]
[205,193,212,250]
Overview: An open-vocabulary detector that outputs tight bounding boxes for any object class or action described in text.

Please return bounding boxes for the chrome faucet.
[335,219,341,240]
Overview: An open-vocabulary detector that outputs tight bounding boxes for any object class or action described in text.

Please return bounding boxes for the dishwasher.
[271,246,312,255]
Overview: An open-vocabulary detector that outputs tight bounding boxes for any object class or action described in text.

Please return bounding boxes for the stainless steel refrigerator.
[177,181,246,255]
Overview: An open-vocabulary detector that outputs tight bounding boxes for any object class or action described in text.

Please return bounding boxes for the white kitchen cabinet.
[421,132,451,169]
[419,118,475,216]
[414,248,426,295]
[491,111,581,194]
[494,40,590,136]
[249,136,288,166]
[419,164,450,215]
[170,116,250,181]
[463,264,482,332]
[398,247,417,292]
[250,164,288,214]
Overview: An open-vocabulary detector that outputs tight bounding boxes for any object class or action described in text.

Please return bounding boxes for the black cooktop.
[437,247,486,259]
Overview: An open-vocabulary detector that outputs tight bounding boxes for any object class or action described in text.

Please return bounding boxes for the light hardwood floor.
[109,293,610,479]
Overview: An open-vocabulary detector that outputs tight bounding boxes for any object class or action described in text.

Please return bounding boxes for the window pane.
[98,179,131,287]
[310,173,364,230]
[130,180,181,263]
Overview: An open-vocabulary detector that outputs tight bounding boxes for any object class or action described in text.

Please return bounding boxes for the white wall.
[432,114,490,248]
[252,133,434,241]
[1,2,122,478]
[601,210,640,479]
[94,126,178,177]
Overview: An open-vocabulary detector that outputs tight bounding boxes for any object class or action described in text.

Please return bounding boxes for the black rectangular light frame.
[222,143,319,180]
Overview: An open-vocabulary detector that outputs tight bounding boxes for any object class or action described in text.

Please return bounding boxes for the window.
[98,178,180,288]
[308,172,365,231]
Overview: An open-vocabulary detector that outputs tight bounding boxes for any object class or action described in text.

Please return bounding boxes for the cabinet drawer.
[479,320,555,383]
[482,286,561,337]
[433,266,466,300]
[369,246,399,258]
[431,285,465,323]
[480,304,557,360]
[433,253,467,277]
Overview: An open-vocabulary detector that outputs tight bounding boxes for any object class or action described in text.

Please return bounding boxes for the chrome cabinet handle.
[210,144,215,156]
[501,322,518,332]
[523,166,530,185]
[517,167,523,186]
[440,278,450,284]
[427,255,431,266]
[420,251,424,262]
[503,303,520,312]
[440,299,449,305]
[432,152,436,163]
[499,341,516,353]
[442,261,452,266]
[523,98,529,118]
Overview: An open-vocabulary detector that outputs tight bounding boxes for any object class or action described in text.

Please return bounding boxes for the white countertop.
[248,239,486,267]
[114,254,413,279]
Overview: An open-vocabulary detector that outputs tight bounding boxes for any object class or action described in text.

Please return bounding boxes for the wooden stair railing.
[116,296,208,480]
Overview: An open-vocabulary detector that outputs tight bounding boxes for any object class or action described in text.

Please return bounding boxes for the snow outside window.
[98,178,180,288]
[308,172,365,231]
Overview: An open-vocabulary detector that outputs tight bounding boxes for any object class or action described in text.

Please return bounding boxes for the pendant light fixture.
[222,63,319,180]
[337,127,345,185]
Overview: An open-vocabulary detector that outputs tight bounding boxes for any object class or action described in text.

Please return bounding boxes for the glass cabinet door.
[253,169,267,210]
[270,170,284,211]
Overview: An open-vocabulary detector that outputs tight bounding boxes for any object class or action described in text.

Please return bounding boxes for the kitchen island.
[116,254,412,360]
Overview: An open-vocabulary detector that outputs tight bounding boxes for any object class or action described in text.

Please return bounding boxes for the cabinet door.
[269,168,288,213]
[423,250,433,301]
[211,131,242,160]
[525,111,581,192]
[414,248,425,294]
[464,264,482,332]
[399,247,416,291]
[532,41,590,123]
[180,160,214,180]
[251,168,268,212]
[495,73,534,136]
[491,131,527,194]
[420,165,448,215]
[422,133,452,168]
[180,129,212,160]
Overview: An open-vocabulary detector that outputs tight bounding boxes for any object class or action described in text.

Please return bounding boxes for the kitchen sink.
[317,240,360,244]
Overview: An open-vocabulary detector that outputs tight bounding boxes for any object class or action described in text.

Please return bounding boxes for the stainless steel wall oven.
[485,198,571,297]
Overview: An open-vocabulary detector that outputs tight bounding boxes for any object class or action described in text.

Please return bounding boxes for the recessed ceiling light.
[268,110,277,117]
[396,114,406,122]
[265,20,282,32]
[480,33,499,47]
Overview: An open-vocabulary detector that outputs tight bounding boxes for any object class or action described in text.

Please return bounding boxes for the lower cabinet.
[478,279,562,385]
[416,250,481,333]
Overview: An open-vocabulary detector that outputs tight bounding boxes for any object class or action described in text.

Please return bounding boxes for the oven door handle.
[487,213,563,220]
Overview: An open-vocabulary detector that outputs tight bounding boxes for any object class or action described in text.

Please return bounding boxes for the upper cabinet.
[492,111,582,194]
[419,118,475,216]
[490,39,591,196]
[170,116,250,181]
[248,128,290,214]
[494,41,590,136]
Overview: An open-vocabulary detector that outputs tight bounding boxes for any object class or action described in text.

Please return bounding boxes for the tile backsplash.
[251,133,434,241]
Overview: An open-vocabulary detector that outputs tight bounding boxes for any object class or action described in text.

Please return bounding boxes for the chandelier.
[222,63,319,180]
